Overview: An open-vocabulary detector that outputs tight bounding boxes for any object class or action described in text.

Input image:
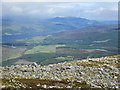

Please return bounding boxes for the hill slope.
[1,55,119,89]
[2,24,119,66]
[2,17,119,66]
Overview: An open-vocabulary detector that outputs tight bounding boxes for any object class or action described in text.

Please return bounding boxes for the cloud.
[10,6,23,14]
[47,8,55,15]
[2,2,118,20]
[28,10,39,15]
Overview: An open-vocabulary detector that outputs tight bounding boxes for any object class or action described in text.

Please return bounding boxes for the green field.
[25,45,66,54]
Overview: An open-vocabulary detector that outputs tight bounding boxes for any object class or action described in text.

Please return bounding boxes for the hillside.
[2,17,119,66]
[2,17,99,40]
[1,55,119,89]
[2,16,116,39]
[2,24,119,66]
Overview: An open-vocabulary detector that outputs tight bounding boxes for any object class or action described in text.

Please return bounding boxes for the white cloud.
[2,2,118,20]
[2,0,119,2]
[47,8,55,15]
[10,6,23,14]
[28,10,39,15]
[110,7,118,11]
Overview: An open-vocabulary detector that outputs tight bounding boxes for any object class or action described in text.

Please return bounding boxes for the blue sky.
[2,2,118,20]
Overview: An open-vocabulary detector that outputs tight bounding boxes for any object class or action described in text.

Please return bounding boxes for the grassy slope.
[2,46,26,61]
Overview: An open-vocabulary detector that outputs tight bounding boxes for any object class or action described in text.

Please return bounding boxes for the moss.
[76,62,99,67]
[1,79,9,85]
[13,79,70,88]
[102,65,113,70]
[72,81,91,88]
[107,55,120,58]
[89,60,105,65]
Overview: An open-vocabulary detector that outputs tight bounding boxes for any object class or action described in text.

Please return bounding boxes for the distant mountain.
[49,24,118,39]
[49,17,100,28]
[3,16,117,26]
[2,16,102,41]
[99,20,118,25]
[2,16,118,43]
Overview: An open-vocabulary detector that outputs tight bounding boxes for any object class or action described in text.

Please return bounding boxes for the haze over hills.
[2,17,100,42]
[2,16,117,41]
[1,16,119,66]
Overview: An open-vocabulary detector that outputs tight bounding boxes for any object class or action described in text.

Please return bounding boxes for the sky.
[2,2,118,20]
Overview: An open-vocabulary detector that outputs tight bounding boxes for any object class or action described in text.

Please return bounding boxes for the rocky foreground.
[0,55,120,89]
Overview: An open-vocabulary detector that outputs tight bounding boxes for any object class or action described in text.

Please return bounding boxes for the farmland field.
[2,46,26,61]
[25,45,66,54]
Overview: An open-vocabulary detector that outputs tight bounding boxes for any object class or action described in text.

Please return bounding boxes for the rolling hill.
[1,17,119,66]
